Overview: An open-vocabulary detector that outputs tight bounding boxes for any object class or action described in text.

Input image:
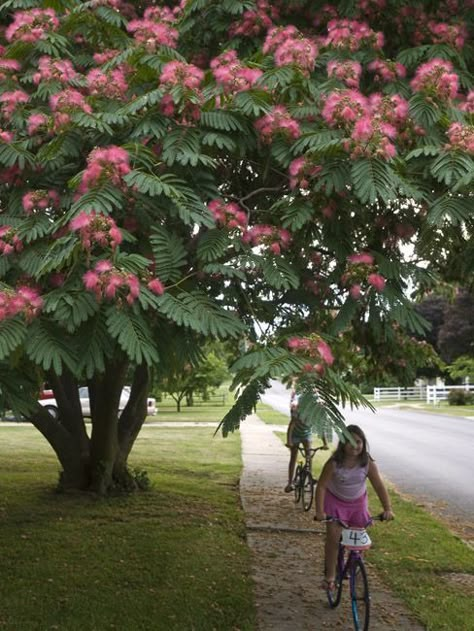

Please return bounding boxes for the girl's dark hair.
[332,424,371,467]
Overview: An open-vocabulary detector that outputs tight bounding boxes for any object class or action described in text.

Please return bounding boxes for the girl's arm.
[314,459,333,520]
[368,460,395,520]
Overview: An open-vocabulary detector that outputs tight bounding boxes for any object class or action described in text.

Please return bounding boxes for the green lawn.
[0,423,254,631]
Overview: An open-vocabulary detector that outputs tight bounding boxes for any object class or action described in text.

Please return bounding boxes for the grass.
[0,422,255,631]
[147,388,232,423]
[364,397,474,417]
[257,403,474,631]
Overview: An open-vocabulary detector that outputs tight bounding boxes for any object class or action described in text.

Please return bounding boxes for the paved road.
[262,380,474,523]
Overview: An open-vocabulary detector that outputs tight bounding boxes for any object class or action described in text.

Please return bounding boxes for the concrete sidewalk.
[239,414,425,631]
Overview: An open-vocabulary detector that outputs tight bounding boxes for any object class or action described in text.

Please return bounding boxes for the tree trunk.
[30,361,152,495]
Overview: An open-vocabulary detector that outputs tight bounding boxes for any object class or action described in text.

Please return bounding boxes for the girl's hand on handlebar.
[381,509,395,521]
[314,511,326,522]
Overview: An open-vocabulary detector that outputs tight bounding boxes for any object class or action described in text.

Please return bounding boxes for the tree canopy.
[0,0,472,492]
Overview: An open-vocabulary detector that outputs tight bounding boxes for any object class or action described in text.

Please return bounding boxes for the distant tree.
[159,342,230,411]
[447,356,474,382]
[414,295,448,354]
[438,292,474,364]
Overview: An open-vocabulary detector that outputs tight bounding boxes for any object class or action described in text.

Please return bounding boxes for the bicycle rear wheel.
[302,470,315,511]
[293,464,303,503]
[350,558,370,631]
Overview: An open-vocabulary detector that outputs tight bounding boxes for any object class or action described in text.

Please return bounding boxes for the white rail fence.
[374,384,474,404]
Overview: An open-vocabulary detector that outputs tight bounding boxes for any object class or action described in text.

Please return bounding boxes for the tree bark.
[88,360,128,494]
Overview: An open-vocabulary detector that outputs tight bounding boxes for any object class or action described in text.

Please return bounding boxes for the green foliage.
[0,0,473,465]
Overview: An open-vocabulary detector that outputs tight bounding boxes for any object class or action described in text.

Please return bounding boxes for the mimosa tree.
[0,0,472,493]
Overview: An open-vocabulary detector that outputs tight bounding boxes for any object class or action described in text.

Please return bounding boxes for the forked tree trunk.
[30,363,150,495]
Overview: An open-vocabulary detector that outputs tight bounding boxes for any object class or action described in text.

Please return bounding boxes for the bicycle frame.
[326,518,380,631]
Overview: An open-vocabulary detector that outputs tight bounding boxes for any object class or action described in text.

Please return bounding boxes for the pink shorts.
[324,489,371,527]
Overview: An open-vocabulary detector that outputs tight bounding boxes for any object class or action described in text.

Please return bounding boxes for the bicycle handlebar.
[314,513,391,525]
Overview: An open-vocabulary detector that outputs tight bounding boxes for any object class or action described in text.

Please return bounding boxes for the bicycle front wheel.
[350,558,370,631]
[293,464,303,503]
[302,470,315,511]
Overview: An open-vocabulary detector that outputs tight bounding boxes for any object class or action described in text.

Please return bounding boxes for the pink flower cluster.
[83,260,140,305]
[327,60,362,88]
[263,26,318,75]
[323,19,384,52]
[160,94,201,124]
[27,112,49,135]
[343,116,397,160]
[0,90,29,119]
[410,59,459,101]
[49,89,92,129]
[446,123,474,154]
[69,212,123,250]
[242,224,291,255]
[33,56,78,85]
[22,189,60,214]
[287,335,334,376]
[0,286,43,322]
[288,157,322,189]
[322,89,368,129]
[0,58,21,81]
[5,8,60,43]
[78,146,130,193]
[160,61,204,90]
[0,129,14,143]
[127,14,179,52]
[255,106,301,143]
[87,67,129,100]
[210,51,263,95]
[208,199,247,230]
[342,253,386,298]
[229,2,275,38]
[368,59,406,83]
[459,91,474,113]
[0,226,23,255]
[322,90,411,160]
[274,37,318,75]
[427,21,467,49]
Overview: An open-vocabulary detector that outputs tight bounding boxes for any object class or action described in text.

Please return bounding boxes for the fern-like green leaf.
[351,159,398,204]
[123,170,187,199]
[157,291,246,338]
[150,226,188,282]
[202,263,247,281]
[261,257,300,290]
[280,202,314,231]
[0,141,34,169]
[428,194,472,226]
[233,90,272,116]
[430,152,474,186]
[106,308,159,365]
[0,318,27,360]
[200,110,246,132]
[24,319,77,373]
[216,379,267,437]
[42,288,100,334]
[197,229,230,263]
[409,93,441,128]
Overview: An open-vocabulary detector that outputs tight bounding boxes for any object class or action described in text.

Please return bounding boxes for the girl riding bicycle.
[314,424,394,590]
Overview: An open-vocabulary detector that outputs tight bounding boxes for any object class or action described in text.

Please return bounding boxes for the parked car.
[39,387,157,418]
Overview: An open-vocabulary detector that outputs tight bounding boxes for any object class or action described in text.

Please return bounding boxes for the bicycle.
[292,445,323,511]
[321,515,386,631]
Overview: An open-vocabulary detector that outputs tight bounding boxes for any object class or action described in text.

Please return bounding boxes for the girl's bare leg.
[325,522,342,582]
